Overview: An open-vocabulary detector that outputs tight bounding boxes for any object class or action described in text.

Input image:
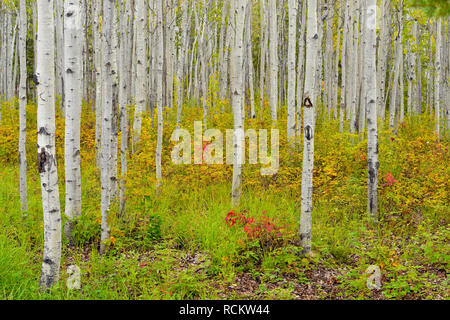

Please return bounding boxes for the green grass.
[0,162,448,300]
[0,99,448,299]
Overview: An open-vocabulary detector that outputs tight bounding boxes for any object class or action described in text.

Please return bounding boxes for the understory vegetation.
[0,98,448,300]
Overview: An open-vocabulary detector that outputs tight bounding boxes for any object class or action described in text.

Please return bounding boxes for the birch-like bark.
[231,0,246,207]
[100,0,114,255]
[155,0,164,190]
[176,0,189,129]
[297,0,307,141]
[287,0,297,142]
[64,0,82,242]
[378,0,390,121]
[349,0,359,133]
[37,0,62,289]
[300,0,319,256]
[339,0,350,132]
[94,0,102,166]
[333,0,341,120]
[435,18,442,140]
[18,0,27,216]
[245,1,256,119]
[55,0,64,110]
[119,0,130,216]
[259,0,267,112]
[389,7,402,130]
[132,0,146,148]
[268,0,278,122]
[415,22,422,115]
[365,0,378,221]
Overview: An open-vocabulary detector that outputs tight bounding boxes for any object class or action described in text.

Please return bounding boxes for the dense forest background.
[0,0,448,300]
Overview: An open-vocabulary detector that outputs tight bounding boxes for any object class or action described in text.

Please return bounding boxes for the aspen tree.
[231,0,246,206]
[176,0,189,129]
[94,0,102,166]
[36,0,62,288]
[300,0,319,255]
[245,0,256,119]
[100,0,114,255]
[155,0,164,190]
[268,0,278,122]
[119,0,131,216]
[132,0,146,148]
[297,0,307,141]
[55,0,64,109]
[287,0,297,142]
[64,0,83,241]
[435,18,442,140]
[18,0,27,216]
[389,4,403,130]
[365,0,378,221]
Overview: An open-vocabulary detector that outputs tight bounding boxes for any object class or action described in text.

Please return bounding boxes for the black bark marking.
[305,125,313,141]
[33,74,39,85]
[38,127,51,136]
[304,97,313,108]
[38,148,49,173]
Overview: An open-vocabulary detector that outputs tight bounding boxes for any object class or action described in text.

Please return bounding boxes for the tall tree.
[36,0,62,289]
[64,0,83,241]
[132,0,147,149]
[155,0,164,190]
[365,0,379,221]
[231,0,246,206]
[300,0,319,256]
[268,0,278,122]
[287,0,297,142]
[18,0,27,216]
[100,0,114,255]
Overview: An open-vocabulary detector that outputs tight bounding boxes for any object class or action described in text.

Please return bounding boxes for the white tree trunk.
[55,0,64,110]
[231,0,246,206]
[100,0,114,255]
[156,0,164,190]
[94,0,102,166]
[36,0,62,288]
[132,0,146,148]
[435,18,442,140]
[287,0,297,142]
[268,0,278,122]
[19,0,27,215]
[64,0,83,241]
[297,0,307,141]
[119,0,131,216]
[300,0,319,256]
[365,0,378,221]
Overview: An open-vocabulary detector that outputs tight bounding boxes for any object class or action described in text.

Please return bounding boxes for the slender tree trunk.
[231,0,246,207]
[268,0,278,122]
[287,0,297,142]
[155,0,164,190]
[119,0,130,216]
[37,0,62,289]
[365,0,378,221]
[94,0,102,166]
[18,0,27,216]
[435,18,442,140]
[55,0,64,112]
[296,0,307,142]
[300,0,319,256]
[132,0,146,148]
[100,0,114,255]
[64,0,83,242]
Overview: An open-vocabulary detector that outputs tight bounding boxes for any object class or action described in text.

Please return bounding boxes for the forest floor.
[0,101,448,300]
